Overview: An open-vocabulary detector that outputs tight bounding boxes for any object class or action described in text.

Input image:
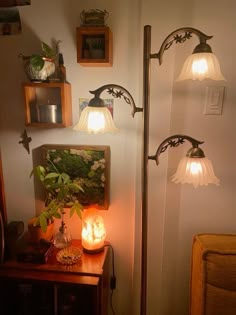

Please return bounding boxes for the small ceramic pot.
[24,58,55,82]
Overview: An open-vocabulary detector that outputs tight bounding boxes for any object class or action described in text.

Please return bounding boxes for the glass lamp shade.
[171,156,220,188]
[81,208,106,254]
[177,52,226,81]
[73,106,118,134]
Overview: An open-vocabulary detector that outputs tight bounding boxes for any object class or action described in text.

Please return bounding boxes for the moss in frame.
[41,144,110,209]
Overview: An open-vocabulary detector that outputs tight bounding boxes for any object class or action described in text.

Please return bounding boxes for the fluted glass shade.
[171,156,220,188]
[177,52,225,81]
[73,106,118,134]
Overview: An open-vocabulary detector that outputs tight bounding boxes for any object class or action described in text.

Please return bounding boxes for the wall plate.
[204,86,225,115]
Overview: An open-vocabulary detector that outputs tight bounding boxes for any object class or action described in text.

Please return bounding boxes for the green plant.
[90,38,104,50]
[30,160,84,232]
[29,40,61,71]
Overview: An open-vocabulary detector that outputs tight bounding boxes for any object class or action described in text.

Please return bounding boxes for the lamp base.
[82,246,104,254]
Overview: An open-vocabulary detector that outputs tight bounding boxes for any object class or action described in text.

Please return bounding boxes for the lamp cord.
[104,244,116,315]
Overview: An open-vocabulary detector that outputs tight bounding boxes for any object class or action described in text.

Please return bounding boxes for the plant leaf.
[45,172,60,180]
[70,201,83,219]
[30,54,44,71]
[39,215,48,233]
[41,42,55,58]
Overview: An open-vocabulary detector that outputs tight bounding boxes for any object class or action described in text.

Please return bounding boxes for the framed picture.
[79,98,114,116]
[0,0,31,7]
[0,8,21,35]
[40,145,110,210]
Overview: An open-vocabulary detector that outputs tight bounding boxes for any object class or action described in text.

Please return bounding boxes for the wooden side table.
[0,240,110,315]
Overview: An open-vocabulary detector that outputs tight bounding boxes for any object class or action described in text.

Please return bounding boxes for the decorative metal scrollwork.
[89,84,143,117]
[148,134,204,165]
[151,27,213,65]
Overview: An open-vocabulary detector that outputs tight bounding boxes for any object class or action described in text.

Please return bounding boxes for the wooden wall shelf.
[22,82,72,128]
[77,26,113,66]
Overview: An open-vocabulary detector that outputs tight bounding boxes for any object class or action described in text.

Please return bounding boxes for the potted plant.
[87,37,105,59]
[29,160,84,243]
[19,40,61,81]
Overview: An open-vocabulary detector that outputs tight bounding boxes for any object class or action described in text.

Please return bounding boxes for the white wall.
[0,1,235,315]
[168,1,236,315]
[142,1,236,315]
[140,1,236,315]
[0,1,140,314]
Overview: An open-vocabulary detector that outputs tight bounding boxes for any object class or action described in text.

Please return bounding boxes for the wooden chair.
[190,233,236,315]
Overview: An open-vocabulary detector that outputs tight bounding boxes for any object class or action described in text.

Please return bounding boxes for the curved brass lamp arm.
[148,134,204,165]
[89,84,143,117]
[151,27,213,65]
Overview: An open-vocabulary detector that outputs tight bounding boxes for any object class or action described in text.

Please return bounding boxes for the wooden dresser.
[190,234,236,315]
[0,239,110,315]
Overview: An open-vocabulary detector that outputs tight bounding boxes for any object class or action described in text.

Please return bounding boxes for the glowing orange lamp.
[81,208,106,254]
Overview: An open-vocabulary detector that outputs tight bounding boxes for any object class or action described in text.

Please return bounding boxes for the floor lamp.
[74,25,225,315]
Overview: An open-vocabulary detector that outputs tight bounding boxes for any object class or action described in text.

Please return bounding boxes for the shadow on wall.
[0,21,43,132]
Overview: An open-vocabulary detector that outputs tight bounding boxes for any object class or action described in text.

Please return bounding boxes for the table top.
[0,239,109,286]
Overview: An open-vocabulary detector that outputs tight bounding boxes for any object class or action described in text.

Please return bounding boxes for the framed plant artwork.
[40,144,110,210]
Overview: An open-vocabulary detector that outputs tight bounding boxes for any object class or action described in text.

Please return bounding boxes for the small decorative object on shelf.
[19,40,61,82]
[56,246,82,265]
[81,208,106,254]
[58,53,67,82]
[53,212,72,249]
[22,82,72,127]
[76,26,112,66]
[80,9,109,26]
[19,39,69,83]
[17,239,53,264]
[77,8,112,66]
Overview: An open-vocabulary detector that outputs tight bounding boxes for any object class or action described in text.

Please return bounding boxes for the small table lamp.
[81,208,106,254]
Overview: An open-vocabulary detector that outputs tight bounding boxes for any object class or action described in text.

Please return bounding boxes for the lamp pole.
[140,24,151,315]
[140,24,216,315]
[75,24,221,315]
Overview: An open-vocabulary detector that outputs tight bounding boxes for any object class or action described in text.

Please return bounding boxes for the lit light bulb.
[88,111,106,132]
[192,58,208,76]
[189,161,203,175]
[177,52,226,81]
[73,106,118,134]
[171,156,220,188]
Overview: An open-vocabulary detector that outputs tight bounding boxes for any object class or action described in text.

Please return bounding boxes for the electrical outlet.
[203,86,225,115]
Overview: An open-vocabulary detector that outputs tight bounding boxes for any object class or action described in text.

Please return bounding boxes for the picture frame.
[0,0,31,7]
[40,144,110,210]
[79,98,114,116]
[0,8,21,35]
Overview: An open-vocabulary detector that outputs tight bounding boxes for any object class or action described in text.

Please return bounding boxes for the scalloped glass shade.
[73,106,118,134]
[177,52,226,81]
[171,157,220,188]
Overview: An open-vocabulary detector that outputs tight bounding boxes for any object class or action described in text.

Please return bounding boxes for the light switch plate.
[204,86,225,115]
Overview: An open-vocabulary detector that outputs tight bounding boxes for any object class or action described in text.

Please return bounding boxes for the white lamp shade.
[73,106,118,134]
[171,156,220,188]
[177,52,226,81]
